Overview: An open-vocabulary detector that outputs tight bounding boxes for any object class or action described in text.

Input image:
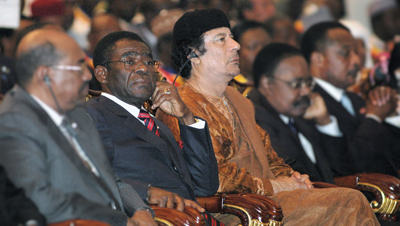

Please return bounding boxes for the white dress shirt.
[314,77,400,128]
[101,92,205,129]
[279,114,316,164]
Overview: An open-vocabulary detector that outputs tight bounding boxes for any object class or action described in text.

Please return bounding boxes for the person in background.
[264,14,299,47]
[248,43,344,183]
[230,20,271,96]
[302,21,400,177]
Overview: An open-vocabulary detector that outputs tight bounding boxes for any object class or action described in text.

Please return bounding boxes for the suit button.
[180,173,185,179]
[174,166,178,171]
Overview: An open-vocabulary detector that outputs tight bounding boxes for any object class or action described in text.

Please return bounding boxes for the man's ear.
[94,65,108,84]
[258,75,271,96]
[188,49,200,64]
[310,51,324,67]
[35,65,51,83]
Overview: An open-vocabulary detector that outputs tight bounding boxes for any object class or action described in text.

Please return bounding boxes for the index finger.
[174,195,185,212]
[184,199,205,212]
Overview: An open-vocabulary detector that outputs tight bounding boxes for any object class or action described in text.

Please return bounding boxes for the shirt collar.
[30,94,64,126]
[314,77,344,102]
[279,114,290,124]
[101,92,146,118]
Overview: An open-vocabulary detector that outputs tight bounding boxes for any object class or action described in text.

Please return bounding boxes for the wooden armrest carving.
[334,173,400,220]
[197,194,283,226]
[151,206,198,226]
[49,220,110,226]
[312,181,338,188]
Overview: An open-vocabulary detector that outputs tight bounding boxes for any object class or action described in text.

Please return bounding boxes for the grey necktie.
[340,93,355,116]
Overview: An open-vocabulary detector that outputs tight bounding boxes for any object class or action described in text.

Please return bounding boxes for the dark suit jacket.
[0,164,46,226]
[313,84,400,177]
[85,95,219,201]
[0,86,149,225]
[248,89,349,183]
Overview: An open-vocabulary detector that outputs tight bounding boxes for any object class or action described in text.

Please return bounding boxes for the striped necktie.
[138,109,160,137]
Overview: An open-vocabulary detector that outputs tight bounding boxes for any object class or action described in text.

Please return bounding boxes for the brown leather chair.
[198,193,283,226]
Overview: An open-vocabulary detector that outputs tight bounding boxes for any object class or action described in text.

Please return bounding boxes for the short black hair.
[300,21,349,63]
[232,20,268,43]
[93,31,149,68]
[253,43,303,88]
[172,33,206,79]
[16,41,63,87]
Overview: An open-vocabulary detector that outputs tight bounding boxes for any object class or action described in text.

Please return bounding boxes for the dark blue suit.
[313,84,400,177]
[248,89,344,183]
[85,95,219,201]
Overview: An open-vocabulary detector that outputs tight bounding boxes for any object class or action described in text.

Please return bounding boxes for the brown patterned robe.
[157,84,379,225]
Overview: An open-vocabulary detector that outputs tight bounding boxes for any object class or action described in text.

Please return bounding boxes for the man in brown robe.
[156,8,380,226]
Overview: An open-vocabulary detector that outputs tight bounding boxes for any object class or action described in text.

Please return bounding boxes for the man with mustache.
[248,43,344,183]
[302,21,400,177]
[157,9,380,225]
[0,29,157,226]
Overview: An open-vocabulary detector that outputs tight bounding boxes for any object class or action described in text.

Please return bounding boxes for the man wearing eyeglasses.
[85,31,222,225]
[248,43,344,183]
[0,29,157,226]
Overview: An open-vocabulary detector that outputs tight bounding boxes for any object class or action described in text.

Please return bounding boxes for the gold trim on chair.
[154,217,174,226]
[224,204,284,226]
[358,182,400,214]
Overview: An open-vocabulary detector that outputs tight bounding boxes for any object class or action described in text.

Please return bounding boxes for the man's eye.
[144,61,154,66]
[124,60,135,65]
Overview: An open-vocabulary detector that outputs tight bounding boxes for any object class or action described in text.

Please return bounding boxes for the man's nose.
[230,37,240,51]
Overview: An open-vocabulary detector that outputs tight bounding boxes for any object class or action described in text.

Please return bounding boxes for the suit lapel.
[14,88,117,194]
[99,96,175,164]
[314,85,359,130]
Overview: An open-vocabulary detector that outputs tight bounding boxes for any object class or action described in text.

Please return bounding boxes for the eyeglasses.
[51,63,88,75]
[103,58,160,71]
[272,77,315,90]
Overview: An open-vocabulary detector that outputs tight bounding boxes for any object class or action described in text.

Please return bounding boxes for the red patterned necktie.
[138,109,160,137]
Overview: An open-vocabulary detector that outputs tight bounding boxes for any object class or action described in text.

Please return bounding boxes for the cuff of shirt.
[385,114,400,128]
[315,115,342,137]
[365,114,382,123]
[25,220,38,226]
[187,117,205,129]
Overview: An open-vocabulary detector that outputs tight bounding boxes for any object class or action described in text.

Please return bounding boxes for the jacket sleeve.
[0,113,130,226]
[178,119,219,196]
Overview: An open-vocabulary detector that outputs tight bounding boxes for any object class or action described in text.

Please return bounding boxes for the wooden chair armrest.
[334,173,400,220]
[151,205,202,226]
[48,220,110,226]
[196,194,283,226]
[312,181,338,188]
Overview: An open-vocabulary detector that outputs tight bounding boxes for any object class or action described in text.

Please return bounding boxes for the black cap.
[173,9,230,46]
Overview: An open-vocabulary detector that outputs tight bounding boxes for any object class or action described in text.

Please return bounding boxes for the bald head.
[16,29,81,87]
[16,29,91,113]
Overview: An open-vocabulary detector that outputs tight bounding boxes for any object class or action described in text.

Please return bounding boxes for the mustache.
[293,96,310,107]
[348,64,360,76]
